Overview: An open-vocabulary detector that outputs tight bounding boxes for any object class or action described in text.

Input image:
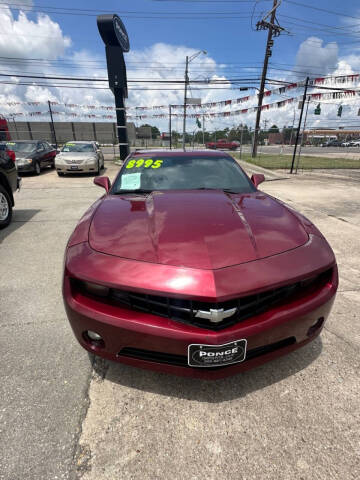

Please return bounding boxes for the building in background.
[6,121,145,145]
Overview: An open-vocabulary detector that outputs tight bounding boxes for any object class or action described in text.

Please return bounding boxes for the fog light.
[83,330,105,349]
[87,330,102,341]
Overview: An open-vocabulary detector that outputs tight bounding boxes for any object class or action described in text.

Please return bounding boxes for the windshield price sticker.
[120,172,141,190]
[66,143,76,146]
[126,159,163,169]
[7,142,16,145]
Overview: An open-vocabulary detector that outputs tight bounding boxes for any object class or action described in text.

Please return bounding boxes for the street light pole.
[169,104,172,150]
[202,114,205,146]
[182,50,206,151]
[182,56,189,151]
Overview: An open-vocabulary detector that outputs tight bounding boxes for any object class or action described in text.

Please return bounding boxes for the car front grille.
[117,337,297,369]
[65,159,84,165]
[109,269,332,331]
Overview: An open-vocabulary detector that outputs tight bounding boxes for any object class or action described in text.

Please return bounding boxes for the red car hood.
[88,191,308,270]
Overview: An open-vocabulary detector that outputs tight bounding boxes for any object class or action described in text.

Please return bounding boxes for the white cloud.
[0,6,71,60]
[294,37,339,78]
[2,5,360,135]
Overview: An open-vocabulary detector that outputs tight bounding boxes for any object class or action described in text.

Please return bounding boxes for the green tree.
[282,126,295,145]
[140,124,160,139]
[268,124,279,133]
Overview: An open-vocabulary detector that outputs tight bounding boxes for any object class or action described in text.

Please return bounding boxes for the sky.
[1,0,360,132]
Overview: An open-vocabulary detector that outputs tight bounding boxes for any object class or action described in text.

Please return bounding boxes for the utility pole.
[252,0,284,157]
[182,55,189,151]
[48,100,58,149]
[290,76,309,174]
[295,96,310,174]
[169,105,172,149]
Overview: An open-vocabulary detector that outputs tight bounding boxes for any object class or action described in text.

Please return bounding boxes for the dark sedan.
[0,146,21,228]
[6,140,57,175]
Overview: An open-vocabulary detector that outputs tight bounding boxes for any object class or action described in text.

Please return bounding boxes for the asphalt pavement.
[0,161,359,480]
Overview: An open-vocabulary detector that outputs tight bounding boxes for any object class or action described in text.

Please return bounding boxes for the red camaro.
[63,150,338,379]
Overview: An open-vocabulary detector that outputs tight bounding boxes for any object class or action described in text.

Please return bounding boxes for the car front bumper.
[17,162,35,173]
[63,240,338,379]
[56,162,97,174]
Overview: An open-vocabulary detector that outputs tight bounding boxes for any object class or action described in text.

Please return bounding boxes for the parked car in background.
[6,140,57,175]
[321,140,343,147]
[0,144,21,228]
[350,139,360,146]
[55,141,104,176]
[205,139,240,150]
[63,149,338,379]
[341,141,352,147]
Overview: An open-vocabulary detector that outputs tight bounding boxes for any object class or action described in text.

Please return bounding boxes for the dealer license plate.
[188,339,247,367]
[70,165,79,170]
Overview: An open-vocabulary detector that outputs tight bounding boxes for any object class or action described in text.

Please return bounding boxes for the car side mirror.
[251,174,265,188]
[94,176,111,193]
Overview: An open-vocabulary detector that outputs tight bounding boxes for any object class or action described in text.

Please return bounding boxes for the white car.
[55,141,105,176]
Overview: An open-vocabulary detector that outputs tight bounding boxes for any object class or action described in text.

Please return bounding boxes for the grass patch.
[234,153,360,170]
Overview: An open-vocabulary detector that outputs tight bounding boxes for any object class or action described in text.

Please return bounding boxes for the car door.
[35,143,47,167]
[43,142,55,165]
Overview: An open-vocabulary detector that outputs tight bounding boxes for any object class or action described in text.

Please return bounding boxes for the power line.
[0,4,253,19]
[284,0,360,21]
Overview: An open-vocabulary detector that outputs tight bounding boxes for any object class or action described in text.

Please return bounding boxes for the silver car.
[55,141,105,176]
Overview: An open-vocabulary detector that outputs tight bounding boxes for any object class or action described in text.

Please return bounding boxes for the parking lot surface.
[0,162,359,480]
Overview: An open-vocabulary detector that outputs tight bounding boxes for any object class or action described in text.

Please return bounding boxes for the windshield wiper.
[194,187,241,194]
[222,188,241,194]
[114,189,153,195]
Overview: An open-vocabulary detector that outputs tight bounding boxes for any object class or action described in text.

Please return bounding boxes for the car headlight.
[85,157,97,164]
[17,158,32,164]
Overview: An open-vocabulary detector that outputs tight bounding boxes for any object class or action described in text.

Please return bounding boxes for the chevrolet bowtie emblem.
[195,307,237,324]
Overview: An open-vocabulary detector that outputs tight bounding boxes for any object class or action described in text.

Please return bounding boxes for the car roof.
[64,141,95,144]
[131,149,232,157]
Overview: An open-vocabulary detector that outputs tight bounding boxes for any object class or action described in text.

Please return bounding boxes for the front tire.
[34,162,41,175]
[0,185,12,229]
[95,161,100,175]
[57,172,64,177]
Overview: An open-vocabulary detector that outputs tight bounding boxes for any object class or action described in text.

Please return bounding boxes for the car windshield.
[6,142,36,153]
[112,155,255,194]
[61,143,94,153]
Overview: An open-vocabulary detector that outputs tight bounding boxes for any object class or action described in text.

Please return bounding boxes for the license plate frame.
[70,165,79,170]
[188,339,247,368]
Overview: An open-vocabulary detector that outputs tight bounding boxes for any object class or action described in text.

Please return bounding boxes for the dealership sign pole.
[97,14,130,160]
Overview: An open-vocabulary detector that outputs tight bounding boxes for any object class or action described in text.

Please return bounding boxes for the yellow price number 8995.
[126,158,163,169]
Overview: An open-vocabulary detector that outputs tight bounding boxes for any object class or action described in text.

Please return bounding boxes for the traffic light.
[337,105,343,117]
[314,103,321,115]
